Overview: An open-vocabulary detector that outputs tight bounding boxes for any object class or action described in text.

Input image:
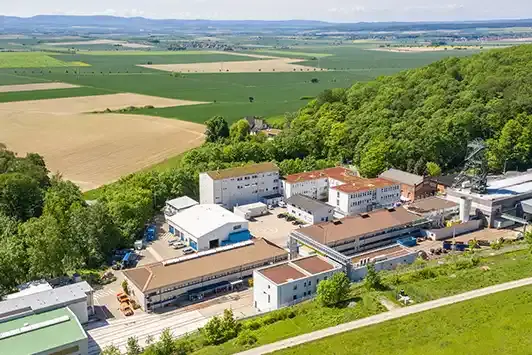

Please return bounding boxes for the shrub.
[246,320,262,330]
[236,329,257,347]
[317,272,351,307]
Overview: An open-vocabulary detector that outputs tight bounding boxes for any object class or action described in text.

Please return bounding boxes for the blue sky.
[2,0,531,22]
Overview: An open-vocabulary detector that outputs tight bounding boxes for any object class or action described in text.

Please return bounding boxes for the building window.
[293,285,297,290]
[308,280,311,286]
[336,199,340,206]
[233,225,241,230]
[237,177,243,181]
[268,285,270,289]
[337,192,340,198]
[304,282,307,287]
[293,295,297,300]
[268,295,270,303]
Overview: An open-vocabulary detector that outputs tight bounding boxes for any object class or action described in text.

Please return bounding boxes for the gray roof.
[166,196,198,211]
[379,168,424,186]
[0,284,87,321]
[286,194,331,214]
[521,198,532,214]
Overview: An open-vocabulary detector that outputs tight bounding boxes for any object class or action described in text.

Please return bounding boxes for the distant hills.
[1,15,532,34]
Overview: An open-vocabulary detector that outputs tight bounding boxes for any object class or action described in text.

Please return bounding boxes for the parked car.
[168,239,178,246]
[116,293,129,303]
[182,247,195,255]
[173,242,185,249]
[278,201,286,208]
[277,213,286,218]
[120,302,134,317]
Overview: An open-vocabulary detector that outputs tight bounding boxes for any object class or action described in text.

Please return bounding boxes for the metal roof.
[379,168,424,186]
[521,198,532,214]
[0,307,86,355]
[286,194,331,213]
[166,204,247,238]
[0,284,88,321]
[203,162,278,180]
[166,196,198,211]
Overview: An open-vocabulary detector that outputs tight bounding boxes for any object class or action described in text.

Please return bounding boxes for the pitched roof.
[166,204,247,238]
[379,168,424,186]
[298,207,423,245]
[123,238,287,292]
[283,167,358,184]
[286,194,331,213]
[331,177,397,193]
[203,162,279,180]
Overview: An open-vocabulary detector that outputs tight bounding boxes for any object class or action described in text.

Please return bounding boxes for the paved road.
[237,277,532,355]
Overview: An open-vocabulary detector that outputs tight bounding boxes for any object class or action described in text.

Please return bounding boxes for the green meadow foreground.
[275,284,532,355]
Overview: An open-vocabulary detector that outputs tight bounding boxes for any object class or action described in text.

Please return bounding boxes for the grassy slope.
[193,293,385,355]
[0,87,112,103]
[275,285,532,355]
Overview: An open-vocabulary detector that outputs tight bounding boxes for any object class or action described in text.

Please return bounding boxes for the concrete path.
[237,277,532,355]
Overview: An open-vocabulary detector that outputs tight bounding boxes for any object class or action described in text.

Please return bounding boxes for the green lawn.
[0,72,49,85]
[383,248,532,303]
[275,284,532,355]
[0,87,112,103]
[192,293,385,355]
[0,52,89,68]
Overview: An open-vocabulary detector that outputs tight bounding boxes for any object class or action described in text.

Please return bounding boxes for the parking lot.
[248,207,299,248]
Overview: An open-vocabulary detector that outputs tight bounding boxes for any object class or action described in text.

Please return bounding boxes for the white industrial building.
[0,281,94,325]
[124,239,288,311]
[253,255,342,312]
[282,167,400,216]
[164,196,198,217]
[286,194,333,224]
[349,244,418,281]
[234,202,268,220]
[329,177,401,216]
[166,204,251,251]
[199,162,280,209]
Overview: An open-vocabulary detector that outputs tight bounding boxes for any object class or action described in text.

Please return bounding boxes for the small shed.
[234,202,268,220]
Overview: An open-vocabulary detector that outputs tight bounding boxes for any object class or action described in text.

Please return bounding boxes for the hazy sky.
[2,0,532,22]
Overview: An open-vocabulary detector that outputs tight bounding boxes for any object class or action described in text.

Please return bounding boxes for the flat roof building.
[199,163,280,209]
[123,239,288,311]
[0,307,88,355]
[166,204,250,251]
[0,282,93,325]
[164,196,198,217]
[349,244,418,281]
[253,255,342,312]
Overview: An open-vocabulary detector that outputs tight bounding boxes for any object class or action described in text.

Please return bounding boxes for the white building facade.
[286,194,334,225]
[253,255,342,312]
[199,162,280,209]
[329,178,401,216]
[167,204,250,251]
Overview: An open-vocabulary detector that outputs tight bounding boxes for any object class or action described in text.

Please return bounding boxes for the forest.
[1,44,532,295]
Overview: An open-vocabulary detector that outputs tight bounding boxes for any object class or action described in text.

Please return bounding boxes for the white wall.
[287,204,333,225]
[168,220,249,251]
[253,270,279,313]
[328,184,401,216]
[283,178,329,200]
[350,252,417,281]
[201,171,280,209]
[66,300,88,324]
[199,173,215,204]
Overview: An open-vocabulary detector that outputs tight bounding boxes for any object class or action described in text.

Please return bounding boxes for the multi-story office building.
[199,162,280,209]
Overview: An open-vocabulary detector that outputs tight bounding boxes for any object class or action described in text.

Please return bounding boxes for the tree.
[126,337,142,355]
[248,96,254,103]
[221,308,238,340]
[316,272,351,307]
[122,279,129,295]
[155,328,175,355]
[311,78,319,83]
[425,162,442,177]
[364,263,384,291]
[205,116,229,143]
[202,315,225,345]
[358,140,389,178]
[229,119,251,143]
[0,173,43,221]
[101,345,121,355]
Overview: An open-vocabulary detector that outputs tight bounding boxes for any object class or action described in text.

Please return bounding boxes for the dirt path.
[0,82,80,93]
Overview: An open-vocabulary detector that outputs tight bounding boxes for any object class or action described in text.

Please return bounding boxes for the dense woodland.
[1,45,532,296]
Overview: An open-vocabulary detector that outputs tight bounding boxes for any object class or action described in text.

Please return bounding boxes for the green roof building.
[0,307,88,355]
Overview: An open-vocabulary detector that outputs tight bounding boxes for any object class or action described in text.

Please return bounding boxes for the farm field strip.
[0,52,90,68]
[0,82,80,93]
[0,93,208,114]
[0,87,113,103]
[45,39,153,48]
[0,92,207,191]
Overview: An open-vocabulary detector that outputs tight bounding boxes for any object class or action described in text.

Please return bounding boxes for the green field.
[275,284,532,355]
[0,46,471,122]
[0,87,112,103]
[0,52,90,68]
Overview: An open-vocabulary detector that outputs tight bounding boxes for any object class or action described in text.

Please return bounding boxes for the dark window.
[293,295,297,300]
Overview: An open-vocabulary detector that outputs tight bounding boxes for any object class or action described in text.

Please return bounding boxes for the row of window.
[231,173,278,182]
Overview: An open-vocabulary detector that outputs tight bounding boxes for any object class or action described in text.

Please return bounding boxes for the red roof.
[283,167,359,184]
[331,178,397,193]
